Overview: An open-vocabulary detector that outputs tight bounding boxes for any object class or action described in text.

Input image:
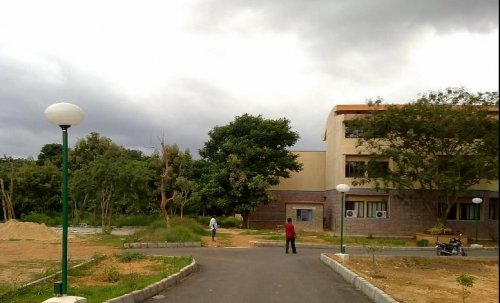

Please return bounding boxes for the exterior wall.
[249,151,326,229]
[271,151,325,191]
[249,190,325,229]
[285,202,324,232]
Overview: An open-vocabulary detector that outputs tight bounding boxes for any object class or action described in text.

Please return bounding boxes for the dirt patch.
[329,254,498,303]
[202,228,261,247]
[0,220,60,241]
[72,257,162,286]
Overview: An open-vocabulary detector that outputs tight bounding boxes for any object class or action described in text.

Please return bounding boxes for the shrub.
[117,252,146,262]
[416,239,429,247]
[456,273,475,302]
[220,216,242,228]
[104,266,120,283]
[426,223,453,235]
[21,212,60,226]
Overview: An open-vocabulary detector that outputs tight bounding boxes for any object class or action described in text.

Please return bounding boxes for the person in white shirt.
[209,216,218,242]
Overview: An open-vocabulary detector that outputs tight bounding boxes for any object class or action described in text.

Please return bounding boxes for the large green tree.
[349,88,499,225]
[199,114,302,226]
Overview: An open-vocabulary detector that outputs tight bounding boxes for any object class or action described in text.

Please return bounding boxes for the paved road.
[132,245,498,303]
[133,246,374,303]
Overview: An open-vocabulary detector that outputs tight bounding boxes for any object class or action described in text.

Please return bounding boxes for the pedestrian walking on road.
[209,215,218,242]
[285,217,297,254]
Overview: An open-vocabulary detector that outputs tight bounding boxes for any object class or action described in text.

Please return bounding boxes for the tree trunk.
[100,186,113,233]
[242,212,250,229]
[0,178,15,220]
[160,176,171,231]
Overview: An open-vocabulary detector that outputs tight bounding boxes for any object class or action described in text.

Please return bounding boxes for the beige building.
[250,105,499,238]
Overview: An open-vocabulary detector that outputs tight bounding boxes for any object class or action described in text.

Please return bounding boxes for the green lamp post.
[336,183,350,254]
[45,103,84,295]
[471,197,483,244]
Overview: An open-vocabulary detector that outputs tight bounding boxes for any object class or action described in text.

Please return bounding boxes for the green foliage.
[104,266,120,282]
[416,239,429,247]
[350,88,499,225]
[20,212,60,226]
[220,216,242,228]
[426,223,453,235]
[456,273,475,302]
[117,252,146,262]
[125,217,209,243]
[198,114,302,218]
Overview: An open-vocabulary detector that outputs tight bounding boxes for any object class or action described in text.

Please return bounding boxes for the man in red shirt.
[285,217,297,254]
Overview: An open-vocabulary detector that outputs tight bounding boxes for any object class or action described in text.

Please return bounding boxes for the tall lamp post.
[472,197,483,244]
[336,184,350,254]
[45,103,84,296]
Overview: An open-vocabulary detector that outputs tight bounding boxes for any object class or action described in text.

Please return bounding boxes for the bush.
[21,212,60,226]
[125,216,209,243]
[426,223,453,235]
[220,216,242,228]
[117,252,146,262]
[416,239,429,247]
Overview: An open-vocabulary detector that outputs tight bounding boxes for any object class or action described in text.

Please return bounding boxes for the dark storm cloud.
[192,0,498,80]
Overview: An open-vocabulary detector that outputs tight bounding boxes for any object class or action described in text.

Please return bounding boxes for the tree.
[151,140,194,229]
[70,155,152,232]
[0,155,17,221]
[71,132,122,170]
[199,114,302,227]
[349,88,499,226]
[37,143,62,167]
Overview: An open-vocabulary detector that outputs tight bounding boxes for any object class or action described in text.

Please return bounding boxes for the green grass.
[0,255,192,303]
[124,217,209,243]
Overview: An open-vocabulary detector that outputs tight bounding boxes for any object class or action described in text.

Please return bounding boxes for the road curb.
[103,258,199,303]
[251,241,499,251]
[320,254,398,303]
[123,242,202,249]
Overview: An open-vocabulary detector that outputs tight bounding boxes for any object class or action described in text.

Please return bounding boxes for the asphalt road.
[131,245,498,303]
[133,246,374,303]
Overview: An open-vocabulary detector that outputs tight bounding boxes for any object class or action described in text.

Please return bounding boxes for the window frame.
[296,209,313,222]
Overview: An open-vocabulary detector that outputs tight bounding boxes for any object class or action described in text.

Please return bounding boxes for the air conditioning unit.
[375,210,387,218]
[346,210,357,218]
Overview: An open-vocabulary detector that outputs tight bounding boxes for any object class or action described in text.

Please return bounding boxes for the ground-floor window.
[296,209,313,222]
[444,201,487,221]
[345,196,388,218]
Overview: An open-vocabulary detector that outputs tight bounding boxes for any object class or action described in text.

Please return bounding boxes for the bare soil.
[329,254,498,303]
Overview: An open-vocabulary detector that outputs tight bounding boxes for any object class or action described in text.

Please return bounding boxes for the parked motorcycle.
[435,233,467,256]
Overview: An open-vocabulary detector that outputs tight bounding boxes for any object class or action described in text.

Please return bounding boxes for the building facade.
[249,105,499,238]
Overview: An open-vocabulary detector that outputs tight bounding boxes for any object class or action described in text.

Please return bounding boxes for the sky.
[0,0,498,159]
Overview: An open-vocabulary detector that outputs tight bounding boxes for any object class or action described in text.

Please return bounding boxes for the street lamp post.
[45,103,84,296]
[336,184,350,254]
[472,197,483,244]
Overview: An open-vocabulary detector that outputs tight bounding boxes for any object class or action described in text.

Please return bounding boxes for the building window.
[367,201,387,218]
[459,203,477,220]
[345,161,366,177]
[296,209,313,222]
[346,201,364,217]
[367,161,390,178]
[489,198,498,220]
[345,123,364,138]
[446,203,457,220]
